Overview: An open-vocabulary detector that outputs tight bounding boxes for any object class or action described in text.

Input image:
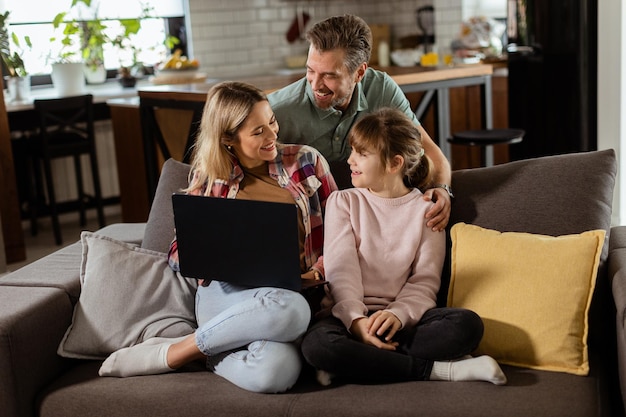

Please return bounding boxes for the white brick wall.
[186,0,477,78]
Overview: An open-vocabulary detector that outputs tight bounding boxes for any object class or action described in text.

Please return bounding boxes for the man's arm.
[418,125,452,232]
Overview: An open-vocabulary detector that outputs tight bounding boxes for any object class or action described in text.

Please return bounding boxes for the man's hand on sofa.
[423,187,452,232]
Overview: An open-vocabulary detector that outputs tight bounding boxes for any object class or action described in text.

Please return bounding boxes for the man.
[268,15,453,231]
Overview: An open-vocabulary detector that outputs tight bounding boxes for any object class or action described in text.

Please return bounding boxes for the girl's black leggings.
[301,307,484,383]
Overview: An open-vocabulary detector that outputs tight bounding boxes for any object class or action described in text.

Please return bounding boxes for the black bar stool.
[447,128,525,167]
[28,94,106,245]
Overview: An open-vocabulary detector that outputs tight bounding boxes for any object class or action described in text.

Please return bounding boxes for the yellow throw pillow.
[447,223,605,376]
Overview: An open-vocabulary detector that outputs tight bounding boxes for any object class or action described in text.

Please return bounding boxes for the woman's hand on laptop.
[301,270,319,280]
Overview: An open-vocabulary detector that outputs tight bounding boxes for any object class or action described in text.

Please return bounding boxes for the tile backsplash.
[187,0,476,78]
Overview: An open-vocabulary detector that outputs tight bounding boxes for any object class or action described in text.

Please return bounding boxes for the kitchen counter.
[5,78,152,112]
[133,64,492,101]
[108,64,494,222]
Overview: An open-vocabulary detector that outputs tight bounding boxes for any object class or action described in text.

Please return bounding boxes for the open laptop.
[172,193,324,292]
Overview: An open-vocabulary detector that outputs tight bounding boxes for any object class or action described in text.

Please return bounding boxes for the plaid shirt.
[168,143,337,275]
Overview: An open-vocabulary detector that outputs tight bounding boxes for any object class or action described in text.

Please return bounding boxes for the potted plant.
[0,11,32,101]
[50,0,108,88]
[52,0,153,83]
[81,18,108,84]
[49,4,88,95]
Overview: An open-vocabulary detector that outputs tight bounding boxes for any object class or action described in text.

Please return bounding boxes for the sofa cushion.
[38,361,607,417]
[57,232,197,360]
[142,158,191,253]
[448,223,605,375]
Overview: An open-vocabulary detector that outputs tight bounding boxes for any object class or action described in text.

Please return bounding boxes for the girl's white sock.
[99,336,188,377]
[315,369,334,386]
[430,355,507,385]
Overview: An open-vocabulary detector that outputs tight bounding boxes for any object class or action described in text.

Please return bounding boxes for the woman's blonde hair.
[185,81,268,195]
[349,107,433,191]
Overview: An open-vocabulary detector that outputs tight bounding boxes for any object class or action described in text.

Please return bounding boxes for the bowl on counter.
[150,68,208,85]
[391,49,423,67]
[284,54,307,69]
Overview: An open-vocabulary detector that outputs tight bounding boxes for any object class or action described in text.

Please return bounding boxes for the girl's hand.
[350,317,398,351]
[367,310,401,342]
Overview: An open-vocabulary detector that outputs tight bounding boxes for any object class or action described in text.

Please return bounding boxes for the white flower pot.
[5,75,30,102]
[84,64,107,84]
[51,62,86,96]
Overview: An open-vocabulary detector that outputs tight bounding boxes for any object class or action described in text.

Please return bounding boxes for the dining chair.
[139,95,204,203]
[28,94,105,245]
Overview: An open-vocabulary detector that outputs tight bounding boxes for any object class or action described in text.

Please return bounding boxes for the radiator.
[50,120,120,202]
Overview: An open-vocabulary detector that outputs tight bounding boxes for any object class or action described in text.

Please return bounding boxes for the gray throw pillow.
[57,231,197,360]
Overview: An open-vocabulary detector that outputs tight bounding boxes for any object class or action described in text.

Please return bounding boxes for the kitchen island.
[109,64,494,222]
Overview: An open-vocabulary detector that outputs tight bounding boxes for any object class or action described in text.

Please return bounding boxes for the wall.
[185,0,473,78]
[597,1,625,226]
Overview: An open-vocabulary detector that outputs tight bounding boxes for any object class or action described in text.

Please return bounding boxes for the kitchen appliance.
[416,6,435,53]
[507,0,597,160]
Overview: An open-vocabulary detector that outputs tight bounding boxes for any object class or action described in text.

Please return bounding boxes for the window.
[3,0,186,80]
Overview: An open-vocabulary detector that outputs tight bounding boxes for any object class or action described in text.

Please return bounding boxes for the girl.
[301,107,506,386]
[99,81,337,393]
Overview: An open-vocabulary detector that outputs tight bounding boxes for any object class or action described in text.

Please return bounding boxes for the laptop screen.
[171,193,303,291]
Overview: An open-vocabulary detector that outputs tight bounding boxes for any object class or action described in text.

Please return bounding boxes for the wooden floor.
[4,204,123,273]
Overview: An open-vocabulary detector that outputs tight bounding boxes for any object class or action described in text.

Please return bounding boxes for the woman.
[99,81,337,393]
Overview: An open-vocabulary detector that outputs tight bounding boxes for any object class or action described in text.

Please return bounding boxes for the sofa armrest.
[610,226,626,314]
[609,225,626,414]
[0,286,74,417]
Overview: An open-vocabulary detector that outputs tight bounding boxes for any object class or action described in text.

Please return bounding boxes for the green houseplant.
[50,0,147,85]
[0,11,31,77]
[51,0,109,84]
[0,10,32,101]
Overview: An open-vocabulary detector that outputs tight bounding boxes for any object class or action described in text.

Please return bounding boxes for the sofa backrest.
[147,150,617,271]
[449,149,616,238]
[444,149,616,288]
[142,158,192,253]
[143,151,617,355]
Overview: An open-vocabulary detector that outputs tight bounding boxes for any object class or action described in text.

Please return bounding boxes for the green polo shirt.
[268,67,420,162]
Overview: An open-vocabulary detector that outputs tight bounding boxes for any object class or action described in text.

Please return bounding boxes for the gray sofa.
[1,149,625,417]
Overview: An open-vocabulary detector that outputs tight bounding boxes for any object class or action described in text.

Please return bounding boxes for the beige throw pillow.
[58,232,197,360]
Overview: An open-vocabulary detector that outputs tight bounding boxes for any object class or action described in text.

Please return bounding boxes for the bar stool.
[447,128,525,167]
[27,94,106,245]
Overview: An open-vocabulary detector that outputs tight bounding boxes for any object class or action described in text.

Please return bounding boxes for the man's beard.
[314,91,351,111]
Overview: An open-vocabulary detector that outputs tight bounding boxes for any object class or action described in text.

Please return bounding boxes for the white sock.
[316,369,334,386]
[430,355,507,385]
[99,336,188,377]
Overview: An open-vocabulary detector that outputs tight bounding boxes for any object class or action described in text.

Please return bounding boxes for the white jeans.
[194,281,310,393]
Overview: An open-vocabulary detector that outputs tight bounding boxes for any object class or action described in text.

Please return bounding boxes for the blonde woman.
[99,81,337,393]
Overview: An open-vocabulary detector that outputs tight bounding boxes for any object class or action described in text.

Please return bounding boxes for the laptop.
[171,193,325,292]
